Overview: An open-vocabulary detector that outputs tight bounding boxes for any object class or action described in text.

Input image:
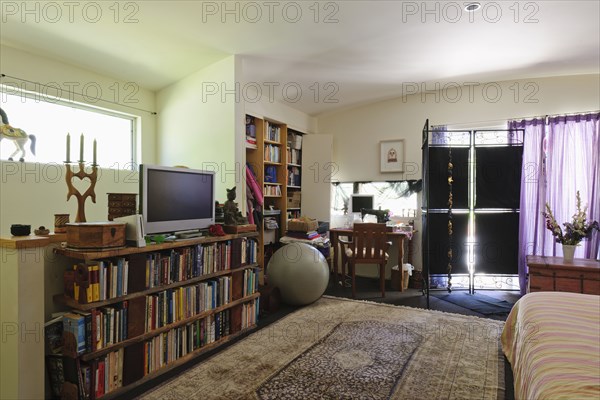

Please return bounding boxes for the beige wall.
[156,56,239,202]
[317,74,600,273]
[0,161,139,236]
[318,74,600,182]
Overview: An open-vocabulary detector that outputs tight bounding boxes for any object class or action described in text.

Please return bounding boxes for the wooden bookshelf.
[54,233,260,399]
[245,116,306,282]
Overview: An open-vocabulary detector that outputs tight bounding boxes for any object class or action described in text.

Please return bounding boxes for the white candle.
[66,133,71,163]
[93,139,97,165]
[80,133,84,162]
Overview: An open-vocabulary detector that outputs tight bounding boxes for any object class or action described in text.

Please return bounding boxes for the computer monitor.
[350,194,374,213]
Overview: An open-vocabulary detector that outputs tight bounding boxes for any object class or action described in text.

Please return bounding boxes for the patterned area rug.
[139,296,505,400]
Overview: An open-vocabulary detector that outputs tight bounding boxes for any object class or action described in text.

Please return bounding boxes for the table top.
[527,255,600,271]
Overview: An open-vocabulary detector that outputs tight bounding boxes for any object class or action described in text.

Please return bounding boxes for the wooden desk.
[329,228,409,292]
[527,255,600,295]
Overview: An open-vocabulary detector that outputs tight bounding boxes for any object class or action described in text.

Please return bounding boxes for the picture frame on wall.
[380,139,404,172]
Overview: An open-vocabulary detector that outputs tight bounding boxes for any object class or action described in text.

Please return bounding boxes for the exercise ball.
[267,243,329,306]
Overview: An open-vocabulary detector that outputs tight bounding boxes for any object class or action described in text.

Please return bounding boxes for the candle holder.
[65,162,98,223]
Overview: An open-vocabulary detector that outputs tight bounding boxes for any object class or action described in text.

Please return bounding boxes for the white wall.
[156,56,239,202]
[0,45,156,236]
[317,74,600,273]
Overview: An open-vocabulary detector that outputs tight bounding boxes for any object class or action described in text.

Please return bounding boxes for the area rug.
[139,296,505,400]
[432,292,514,316]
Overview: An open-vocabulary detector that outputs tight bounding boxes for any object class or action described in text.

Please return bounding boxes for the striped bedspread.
[501,292,600,399]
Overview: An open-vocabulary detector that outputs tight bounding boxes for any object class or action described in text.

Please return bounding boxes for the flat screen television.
[139,164,215,235]
[351,194,374,213]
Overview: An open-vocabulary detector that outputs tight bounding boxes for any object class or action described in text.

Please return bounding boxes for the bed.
[501,291,600,399]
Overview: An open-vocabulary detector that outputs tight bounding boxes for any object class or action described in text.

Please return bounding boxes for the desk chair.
[338,223,391,298]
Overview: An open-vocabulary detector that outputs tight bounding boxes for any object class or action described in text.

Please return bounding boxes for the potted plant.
[543,191,599,261]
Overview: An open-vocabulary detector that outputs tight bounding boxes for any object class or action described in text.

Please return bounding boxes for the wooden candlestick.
[65,163,97,223]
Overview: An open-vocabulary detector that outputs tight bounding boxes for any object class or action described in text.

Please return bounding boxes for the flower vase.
[562,244,576,262]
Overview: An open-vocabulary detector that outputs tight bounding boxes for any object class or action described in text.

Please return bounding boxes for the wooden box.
[107,193,137,221]
[287,191,301,208]
[66,222,126,250]
[223,224,257,234]
[288,218,318,232]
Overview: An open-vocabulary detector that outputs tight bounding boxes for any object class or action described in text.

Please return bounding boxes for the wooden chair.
[339,223,391,298]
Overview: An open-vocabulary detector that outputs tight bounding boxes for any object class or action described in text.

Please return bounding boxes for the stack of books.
[286,230,320,240]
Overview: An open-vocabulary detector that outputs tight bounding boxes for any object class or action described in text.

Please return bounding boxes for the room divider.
[421,120,524,307]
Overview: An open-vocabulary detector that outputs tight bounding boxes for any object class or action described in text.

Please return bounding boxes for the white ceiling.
[1,1,598,116]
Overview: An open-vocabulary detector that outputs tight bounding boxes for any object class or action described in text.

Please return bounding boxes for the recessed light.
[464,2,481,12]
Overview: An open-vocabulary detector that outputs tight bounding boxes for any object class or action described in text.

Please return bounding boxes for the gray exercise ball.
[267,243,329,305]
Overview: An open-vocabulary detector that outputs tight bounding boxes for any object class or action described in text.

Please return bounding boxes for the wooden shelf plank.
[287,163,301,167]
[287,185,301,189]
[54,232,258,261]
[263,161,282,166]
[263,182,282,186]
[264,139,281,145]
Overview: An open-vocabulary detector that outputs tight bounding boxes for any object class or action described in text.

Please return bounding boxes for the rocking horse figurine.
[0,107,36,162]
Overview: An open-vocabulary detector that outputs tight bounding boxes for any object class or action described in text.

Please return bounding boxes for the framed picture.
[380,140,404,172]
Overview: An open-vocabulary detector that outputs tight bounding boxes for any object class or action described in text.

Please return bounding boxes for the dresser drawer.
[529,266,600,294]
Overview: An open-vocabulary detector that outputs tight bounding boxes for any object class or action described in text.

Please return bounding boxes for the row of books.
[241,299,259,330]
[145,277,231,332]
[266,122,281,142]
[241,238,258,265]
[263,185,282,196]
[85,348,124,398]
[144,310,231,376]
[287,166,301,186]
[64,303,129,356]
[287,148,301,164]
[73,259,129,303]
[242,268,260,297]
[264,144,281,163]
[146,240,254,289]
[287,210,301,219]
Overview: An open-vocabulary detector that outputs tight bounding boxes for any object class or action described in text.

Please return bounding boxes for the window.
[1,86,135,168]
[331,181,419,219]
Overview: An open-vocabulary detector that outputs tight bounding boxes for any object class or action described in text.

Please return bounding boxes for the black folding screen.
[422,127,524,303]
[475,146,523,209]
[428,147,469,210]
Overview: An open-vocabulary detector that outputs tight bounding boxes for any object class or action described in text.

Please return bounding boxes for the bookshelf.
[53,233,259,399]
[286,129,303,223]
[246,115,307,282]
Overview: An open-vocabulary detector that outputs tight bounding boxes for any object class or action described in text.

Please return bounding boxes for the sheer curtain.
[513,113,600,294]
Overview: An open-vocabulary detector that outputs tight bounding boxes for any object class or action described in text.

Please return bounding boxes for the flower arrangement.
[543,191,599,245]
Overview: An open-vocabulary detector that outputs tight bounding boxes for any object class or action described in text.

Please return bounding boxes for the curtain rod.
[0,73,157,116]
[437,110,600,128]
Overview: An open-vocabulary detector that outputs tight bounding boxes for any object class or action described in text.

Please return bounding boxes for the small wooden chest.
[66,222,126,250]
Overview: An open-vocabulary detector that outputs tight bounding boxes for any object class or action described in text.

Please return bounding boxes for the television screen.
[351,194,374,213]
[140,165,215,234]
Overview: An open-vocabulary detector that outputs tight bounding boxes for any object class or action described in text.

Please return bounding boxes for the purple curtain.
[512,113,600,294]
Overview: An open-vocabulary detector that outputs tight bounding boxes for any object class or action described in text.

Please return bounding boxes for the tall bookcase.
[286,129,303,221]
[54,233,259,399]
[245,115,304,281]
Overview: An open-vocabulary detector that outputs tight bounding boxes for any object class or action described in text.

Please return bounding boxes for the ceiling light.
[464,2,481,12]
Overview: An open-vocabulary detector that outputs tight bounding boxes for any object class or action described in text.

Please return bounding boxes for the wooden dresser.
[527,255,600,295]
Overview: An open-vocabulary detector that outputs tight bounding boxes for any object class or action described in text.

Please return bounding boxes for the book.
[44,315,64,355]
[63,313,86,355]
